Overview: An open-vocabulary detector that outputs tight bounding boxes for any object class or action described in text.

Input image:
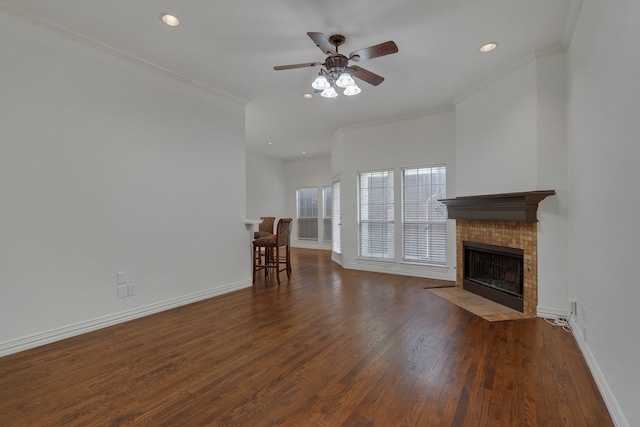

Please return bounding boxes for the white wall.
[336,110,457,280]
[0,12,248,355]
[284,156,333,250]
[455,53,569,318]
[568,0,640,425]
[246,152,287,221]
[455,61,538,195]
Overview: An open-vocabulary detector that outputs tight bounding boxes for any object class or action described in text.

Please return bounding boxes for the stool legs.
[252,244,290,285]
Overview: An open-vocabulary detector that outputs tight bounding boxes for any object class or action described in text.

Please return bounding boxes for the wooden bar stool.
[252,218,292,285]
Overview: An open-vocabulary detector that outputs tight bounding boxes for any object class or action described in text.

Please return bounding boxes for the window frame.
[401,165,447,265]
[332,181,341,254]
[322,185,332,242]
[357,169,395,260]
[296,186,319,240]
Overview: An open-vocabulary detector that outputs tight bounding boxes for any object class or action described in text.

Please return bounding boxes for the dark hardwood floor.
[0,249,612,426]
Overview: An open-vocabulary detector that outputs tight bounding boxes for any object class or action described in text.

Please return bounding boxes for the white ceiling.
[0,0,578,161]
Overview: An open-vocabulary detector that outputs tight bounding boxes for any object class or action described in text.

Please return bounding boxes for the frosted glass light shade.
[311,75,330,90]
[335,72,355,88]
[343,84,361,96]
[321,86,338,98]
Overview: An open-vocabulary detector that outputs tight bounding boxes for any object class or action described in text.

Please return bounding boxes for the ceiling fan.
[273,32,398,98]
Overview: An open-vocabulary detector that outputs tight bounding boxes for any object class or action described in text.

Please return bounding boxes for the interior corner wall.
[284,156,333,250]
[535,52,569,317]
[567,0,640,424]
[339,111,456,280]
[0,12,248,355]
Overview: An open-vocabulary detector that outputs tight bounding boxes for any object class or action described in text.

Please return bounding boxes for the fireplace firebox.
[463,241,524,312]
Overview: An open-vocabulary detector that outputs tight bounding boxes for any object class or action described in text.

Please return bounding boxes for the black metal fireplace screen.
[463,241,524,312]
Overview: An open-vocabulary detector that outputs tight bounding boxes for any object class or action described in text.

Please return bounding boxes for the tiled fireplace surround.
[441,191,555,318]
[456,220,537,316]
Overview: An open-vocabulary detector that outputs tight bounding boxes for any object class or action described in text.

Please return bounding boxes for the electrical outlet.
[570,299,578,315]
[117,285,127,299]
[127,283,136,296]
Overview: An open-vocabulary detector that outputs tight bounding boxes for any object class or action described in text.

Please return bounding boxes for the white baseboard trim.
[0,279,252,358]
[342,260,455,282]
[291,241,332,251]
[331,252,343,267]
[536,306,567,319]
[569,318,629,427]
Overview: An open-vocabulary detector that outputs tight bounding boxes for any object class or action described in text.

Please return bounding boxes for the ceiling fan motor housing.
[325,55,350,79]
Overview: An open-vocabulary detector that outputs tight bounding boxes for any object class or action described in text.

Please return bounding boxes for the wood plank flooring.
[0,249,612,426]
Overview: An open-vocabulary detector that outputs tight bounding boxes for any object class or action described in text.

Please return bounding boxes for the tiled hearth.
[456,220,538,317]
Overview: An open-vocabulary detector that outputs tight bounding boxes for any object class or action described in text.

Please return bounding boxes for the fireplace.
[440,191,555,317]
[463,241,524,312]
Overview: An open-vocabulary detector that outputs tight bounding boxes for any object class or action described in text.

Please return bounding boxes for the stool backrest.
[276,218,292,245]
[259,217,275,234]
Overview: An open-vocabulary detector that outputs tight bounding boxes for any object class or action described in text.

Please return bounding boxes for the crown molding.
[0,2,248,105]
[452,52,537,105]
[453,41,568,106]
[534,43,567,59]
[562,0,584,48]
[246,151,286,163]
[340,104,455,133]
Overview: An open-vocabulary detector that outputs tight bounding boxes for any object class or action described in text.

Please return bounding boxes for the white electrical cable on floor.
[544,315,573,333]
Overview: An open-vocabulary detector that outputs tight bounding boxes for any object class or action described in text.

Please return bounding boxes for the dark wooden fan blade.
[307,32,336,55]
[349,41,398,62]
[351,65,385,86]
[274,62,321,71]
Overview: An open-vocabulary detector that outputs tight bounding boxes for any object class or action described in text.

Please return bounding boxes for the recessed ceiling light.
[267,142,273,145]
[480,42,498,53]
[303,93,314,99]
[301,151,307,154]
[160,13,181,27]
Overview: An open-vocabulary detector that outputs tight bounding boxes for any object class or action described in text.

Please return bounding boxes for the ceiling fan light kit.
[336,72,355,88]
[274,32,398,99]
[311,74,331,90]
[343,85,361,96]
[320,86,338,99]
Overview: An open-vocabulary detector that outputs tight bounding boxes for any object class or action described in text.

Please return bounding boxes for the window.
[323,186,332,241]
[358,170,394,259]
[332,181,341,254]
[402,166,447,264]
[297,187,318,240]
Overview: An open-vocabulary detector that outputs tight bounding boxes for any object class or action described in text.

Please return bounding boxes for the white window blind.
[402,166,447,264]
[323,186,332,242]
[297,187,318,240]
[332,181,341,254]
[358,170,394,259]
